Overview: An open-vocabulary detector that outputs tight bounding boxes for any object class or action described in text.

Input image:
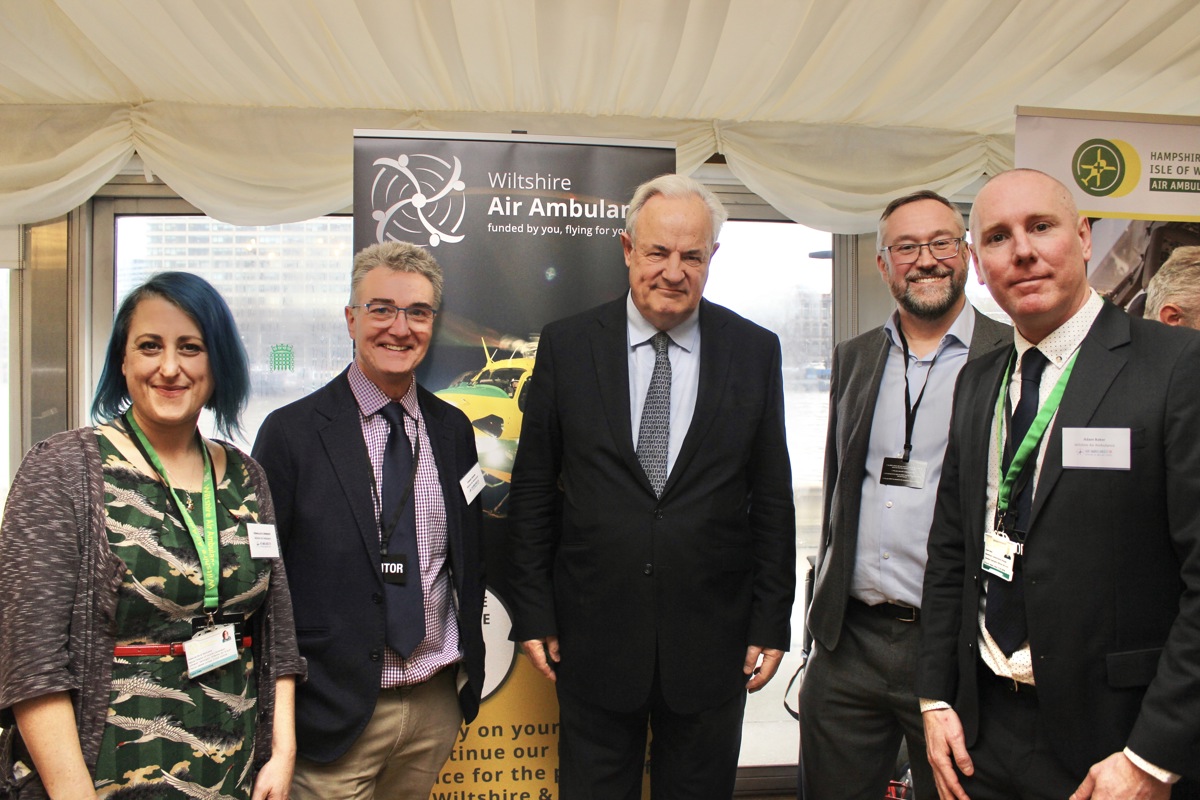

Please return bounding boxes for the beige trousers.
[291,668,462,800]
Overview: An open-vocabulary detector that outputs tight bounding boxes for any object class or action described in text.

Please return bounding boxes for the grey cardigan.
[0,428,305,798]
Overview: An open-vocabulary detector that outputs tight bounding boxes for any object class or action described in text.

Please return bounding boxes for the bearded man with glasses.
[801,190,1010,799]
[253,241,486,800]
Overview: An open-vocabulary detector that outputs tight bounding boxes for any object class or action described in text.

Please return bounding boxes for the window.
[706,219,831,767]
[114,215,353,450]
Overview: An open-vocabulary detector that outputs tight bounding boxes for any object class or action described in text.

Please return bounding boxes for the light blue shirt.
[851,303,975,609]
[627,292,700,478]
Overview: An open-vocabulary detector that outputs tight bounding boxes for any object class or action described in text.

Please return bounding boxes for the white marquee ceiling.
[2,0,1198,231]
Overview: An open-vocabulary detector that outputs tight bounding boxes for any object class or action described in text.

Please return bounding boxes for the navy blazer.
[918,303,1200,781]
[253,368,485,763]
[508,297,797,715]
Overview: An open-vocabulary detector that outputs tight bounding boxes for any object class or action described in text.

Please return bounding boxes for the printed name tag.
[247,522,280,559]
[461,462,486,504]
[1062,428,1130,470]
[880,457,927,489]
[185,624,239,678]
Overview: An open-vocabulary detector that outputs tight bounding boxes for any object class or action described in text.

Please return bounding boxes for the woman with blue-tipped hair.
[0,272,304,799]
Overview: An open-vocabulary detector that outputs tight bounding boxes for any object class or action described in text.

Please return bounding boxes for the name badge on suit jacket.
[461,462,485,504]
[1062,428,1130,470]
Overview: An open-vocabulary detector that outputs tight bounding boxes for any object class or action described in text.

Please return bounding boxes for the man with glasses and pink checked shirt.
[254,241,486,799]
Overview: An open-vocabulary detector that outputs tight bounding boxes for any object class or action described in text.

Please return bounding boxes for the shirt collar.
[883,301,975,359]
[625,291,701,352]
[347,361,420,420]
[1014,289,1104,369]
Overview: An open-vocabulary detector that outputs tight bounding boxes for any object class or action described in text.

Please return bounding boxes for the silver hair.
[349,241,444,307]
[625,173,728,249]
[1144,245,1200,323]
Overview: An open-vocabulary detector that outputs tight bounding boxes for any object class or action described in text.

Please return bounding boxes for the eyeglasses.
[348,303,439,326]
[882,237,963,265]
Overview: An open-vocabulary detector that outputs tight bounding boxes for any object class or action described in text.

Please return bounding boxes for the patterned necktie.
[986,348,1048,657]
[636,331,672,498]
[379,402,425,657]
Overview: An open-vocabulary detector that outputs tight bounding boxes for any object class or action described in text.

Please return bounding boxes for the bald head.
[968,169,1093,343]
[969,169,1080,240]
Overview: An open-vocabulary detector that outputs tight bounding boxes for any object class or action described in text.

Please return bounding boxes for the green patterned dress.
[93,429,269,799]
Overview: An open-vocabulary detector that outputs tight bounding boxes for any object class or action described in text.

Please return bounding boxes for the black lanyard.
[895,323,944,463]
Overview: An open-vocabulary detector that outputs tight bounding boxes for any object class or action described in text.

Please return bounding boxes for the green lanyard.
[125,411,221,612]
[992,349,1079,529]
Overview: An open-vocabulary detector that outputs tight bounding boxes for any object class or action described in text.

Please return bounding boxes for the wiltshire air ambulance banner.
[1016,107,1200,311]
[353,130,675,800]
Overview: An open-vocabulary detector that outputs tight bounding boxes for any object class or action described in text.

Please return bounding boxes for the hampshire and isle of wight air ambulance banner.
[1017,107,1200,312]
[353,130,676,800]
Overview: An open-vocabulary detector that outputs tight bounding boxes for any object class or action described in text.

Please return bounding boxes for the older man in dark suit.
[253,241,485,800]
[802,190,1010,799]
[507,174,796,799]
[919,169,1200,799]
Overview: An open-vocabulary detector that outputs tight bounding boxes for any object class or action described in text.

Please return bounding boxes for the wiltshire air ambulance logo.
[1072,138,1141,198]
[370,153,467,247]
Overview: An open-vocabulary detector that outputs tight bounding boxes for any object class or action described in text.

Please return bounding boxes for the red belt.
[113,637,252,657]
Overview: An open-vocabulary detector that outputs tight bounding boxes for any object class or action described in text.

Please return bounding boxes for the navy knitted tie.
[380,402,424,657]
[986,349,1048,657]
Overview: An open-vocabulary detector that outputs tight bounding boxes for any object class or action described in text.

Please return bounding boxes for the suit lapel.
[665,300,729,496]
[968,309,1011,360]
[1031,303,1129,523]
[964,347,1012,546]
[315,371,381,563]
[419,388,465,583]
[842,332,890,479]
[591,300,645,485]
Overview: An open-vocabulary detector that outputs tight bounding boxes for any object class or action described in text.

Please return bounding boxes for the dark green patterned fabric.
[94,430,268,799]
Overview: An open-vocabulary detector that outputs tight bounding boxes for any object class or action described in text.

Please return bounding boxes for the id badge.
[184,624,239,678]
[247,522,280,559]
[461,462,486,504]
[982,531,1016,582]
[381,553,409,585]
[880,456,927,489]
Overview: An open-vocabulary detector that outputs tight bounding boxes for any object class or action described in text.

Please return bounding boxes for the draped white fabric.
[1,0,1198,232]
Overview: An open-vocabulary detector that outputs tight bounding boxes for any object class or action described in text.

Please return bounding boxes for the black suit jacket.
[917,302,1200,780]
[808,309,1011,651]
[252,368,485,763]
[507,297,797,715]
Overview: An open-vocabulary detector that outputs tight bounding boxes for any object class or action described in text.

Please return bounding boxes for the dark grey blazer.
[807,307,1011,651]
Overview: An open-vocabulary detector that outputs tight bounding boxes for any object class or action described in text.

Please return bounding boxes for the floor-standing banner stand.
[1016,107,1200,310]
[354,131,675,799]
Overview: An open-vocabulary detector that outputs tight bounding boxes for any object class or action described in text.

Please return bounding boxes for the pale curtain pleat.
[0,0,1196,231]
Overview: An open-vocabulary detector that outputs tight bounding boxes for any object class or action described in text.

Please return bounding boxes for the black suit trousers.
[556,663,747,800]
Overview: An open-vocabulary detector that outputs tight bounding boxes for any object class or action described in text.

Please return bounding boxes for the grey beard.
[896,273,965,321]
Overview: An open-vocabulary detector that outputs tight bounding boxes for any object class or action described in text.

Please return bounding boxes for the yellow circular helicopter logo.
[1072,138,1140,197]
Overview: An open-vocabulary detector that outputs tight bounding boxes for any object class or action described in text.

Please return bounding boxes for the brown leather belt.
[113,637,252,657]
